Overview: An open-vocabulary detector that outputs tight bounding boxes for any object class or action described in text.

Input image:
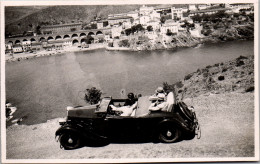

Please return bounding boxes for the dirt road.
[5,92,255,161]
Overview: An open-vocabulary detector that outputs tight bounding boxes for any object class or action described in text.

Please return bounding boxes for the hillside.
[5,6,47,25]
[5,5,141,35]
[165,55,254,100]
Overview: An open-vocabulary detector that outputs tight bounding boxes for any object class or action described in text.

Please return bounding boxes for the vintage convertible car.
[55,92,200,150]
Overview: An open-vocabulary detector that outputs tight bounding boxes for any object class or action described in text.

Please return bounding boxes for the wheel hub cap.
[68,138,73,144]
[166,131,172,137]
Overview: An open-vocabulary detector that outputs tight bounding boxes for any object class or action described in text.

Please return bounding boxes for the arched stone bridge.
[5,28,111,45]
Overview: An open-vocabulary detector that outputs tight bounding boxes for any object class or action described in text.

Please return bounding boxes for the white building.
[140,5,154,16]
[161,19,179,35]
[111,25,123,38]
[227,3,253,13]
[146,18,161,31]
[198,4,207,10]
[127,11,139,20]
[189,4,197,11]
[132,18,140,25]
[150,10,161,19]
[97,21,104,29]
[171,7,183,20]
[13,45,23,53]
[122,21,132,29]
[140,15,151,25]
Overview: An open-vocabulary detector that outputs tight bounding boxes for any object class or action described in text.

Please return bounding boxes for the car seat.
[161,92,176,112]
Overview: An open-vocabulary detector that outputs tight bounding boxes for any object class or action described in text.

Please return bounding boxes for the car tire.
[158,124,181,143]
[59,132,82,150]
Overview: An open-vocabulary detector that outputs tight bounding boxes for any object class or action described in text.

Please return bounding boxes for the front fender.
[55,124,107,141]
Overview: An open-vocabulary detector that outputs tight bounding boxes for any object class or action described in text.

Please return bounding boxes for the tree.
[147,25,153,31]
[118,39,130,47]
[91,24,97,29]
[125,28,132,36]
[84,87,102,105]
[160,16,166,24]
[36,25,42,35]
[86,35,94,44]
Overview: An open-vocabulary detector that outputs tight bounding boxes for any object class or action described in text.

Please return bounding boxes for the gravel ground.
[5,91,255,161]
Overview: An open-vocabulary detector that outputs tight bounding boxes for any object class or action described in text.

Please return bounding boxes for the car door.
[104,115,138,140]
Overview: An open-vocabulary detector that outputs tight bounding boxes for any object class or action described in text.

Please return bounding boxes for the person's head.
[127,93,135,100]
[157,93,165,101]
[156,87,164,93]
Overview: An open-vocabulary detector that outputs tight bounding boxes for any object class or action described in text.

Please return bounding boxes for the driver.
[109,93,137,116]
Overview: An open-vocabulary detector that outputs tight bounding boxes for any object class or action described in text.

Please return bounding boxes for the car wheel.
[59,132,82,150]
[159,125,181,143]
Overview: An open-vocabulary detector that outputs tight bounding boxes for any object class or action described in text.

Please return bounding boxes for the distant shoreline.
[5,38,253,63]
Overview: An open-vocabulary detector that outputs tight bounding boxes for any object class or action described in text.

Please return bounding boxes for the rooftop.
[189,8,231,14]
[42,23,82,29]
[108,16,133,20]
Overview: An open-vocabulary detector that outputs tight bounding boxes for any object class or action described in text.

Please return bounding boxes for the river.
[5,40,254,125]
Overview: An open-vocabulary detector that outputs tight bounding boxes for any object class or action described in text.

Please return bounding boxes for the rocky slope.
[164,55,254,100]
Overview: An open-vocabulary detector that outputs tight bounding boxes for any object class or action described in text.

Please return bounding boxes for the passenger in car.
[110,101,137,116]
[148,93,167,111]
[109,93,138,116]
[149,86,167,102]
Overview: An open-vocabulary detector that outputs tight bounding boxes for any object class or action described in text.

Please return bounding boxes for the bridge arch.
[47,36,54,41]
[88,32,95,36]
[72,39,79,45]
[71,34,78,38]
[80,33,87,37]
[30,38,37,43]
[39,37,46,42]
[96,31,103,35]
[8,41,13,45]
[14,40,21,44]
[63,35,70,39]
[55,35,62,40]
[23,39,28,42]
[80,38,87,43]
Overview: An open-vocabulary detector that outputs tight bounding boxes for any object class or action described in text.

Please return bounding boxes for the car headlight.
[58,118,66,125]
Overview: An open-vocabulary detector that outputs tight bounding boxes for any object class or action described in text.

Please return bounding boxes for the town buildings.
[5,3,254,54]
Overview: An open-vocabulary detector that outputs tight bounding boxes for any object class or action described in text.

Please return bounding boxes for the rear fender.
[155,118,193,134]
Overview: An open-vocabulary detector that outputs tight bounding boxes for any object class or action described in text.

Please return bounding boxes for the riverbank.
[5,37,253,63]
[5,43,106,62]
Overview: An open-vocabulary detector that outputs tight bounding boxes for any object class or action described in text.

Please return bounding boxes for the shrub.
[236,60,245,67]
[237,55,248,60]
[184,74,192,80]
[245,86,254,92]
[203,72,209,78]
[206,65,212,69]
[222,68,228,72]
[84,87,102,105]
[218,75,225,81]
[174,81,184,88]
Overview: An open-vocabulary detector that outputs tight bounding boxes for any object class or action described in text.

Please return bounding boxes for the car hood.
[67,105,101,118]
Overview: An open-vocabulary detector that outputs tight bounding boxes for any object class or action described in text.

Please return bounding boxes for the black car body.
[55,92,200,149]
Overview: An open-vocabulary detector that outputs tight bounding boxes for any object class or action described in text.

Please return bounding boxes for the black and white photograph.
[1,0,259,163]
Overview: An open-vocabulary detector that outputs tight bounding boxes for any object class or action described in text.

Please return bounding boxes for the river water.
[6,40,254,125]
